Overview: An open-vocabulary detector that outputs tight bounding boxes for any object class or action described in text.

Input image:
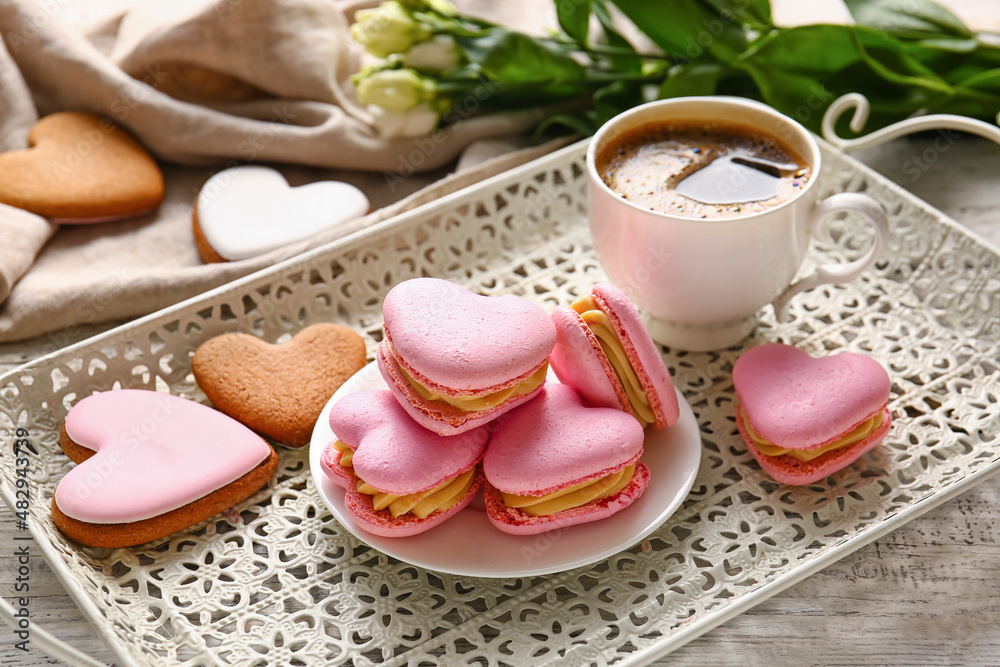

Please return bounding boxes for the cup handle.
[771,192,889,322]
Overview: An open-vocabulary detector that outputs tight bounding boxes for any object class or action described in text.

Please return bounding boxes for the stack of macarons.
[322,277,683,537]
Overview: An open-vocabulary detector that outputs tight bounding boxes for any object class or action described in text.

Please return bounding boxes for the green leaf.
[955,68,1000,92]
[915,37,979,53]
[896,38,1000,89]
[659,61,727,98]
[537,111,599,136]
[738,24,957,131]
[609,0,747,63]
[852,27,953,93]
[740,24,861,74]
[477,80,590,109]
[844,0,973,40]
[593,0,642,72]
[455,29,587,83]
[699,0,773,29]
[592,80,644,124]
[556,0,592,43]
[745,0,773,27]
[927,85,1000,120]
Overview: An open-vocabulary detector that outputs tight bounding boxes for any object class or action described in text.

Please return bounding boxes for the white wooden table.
[2,1,1000,664]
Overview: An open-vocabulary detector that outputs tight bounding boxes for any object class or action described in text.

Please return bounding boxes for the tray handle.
[0,595,108,667]
[821,92,1000,153]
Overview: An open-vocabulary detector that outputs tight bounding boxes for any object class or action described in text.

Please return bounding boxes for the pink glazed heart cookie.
[322,390,488,537]
[52,390,278,548]
[377,278,557,435]
[550,282,680,429]
[483,383,649,535]
[733,343,892,485]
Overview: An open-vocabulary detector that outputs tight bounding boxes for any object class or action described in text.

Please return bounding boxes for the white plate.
[308,362,702,578]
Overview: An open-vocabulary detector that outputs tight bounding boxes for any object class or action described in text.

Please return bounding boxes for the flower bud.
[369,104,441,138]
[351,2,430,58]
[355,68,435,113]
[403,35,460,71]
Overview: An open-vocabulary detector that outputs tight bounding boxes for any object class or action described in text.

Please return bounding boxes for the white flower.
[351,2,430,58]
[403,35,460,71]
[355,68,434,112]
[368,103,441,138]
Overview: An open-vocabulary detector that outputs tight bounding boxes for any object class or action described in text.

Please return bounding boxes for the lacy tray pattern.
[1,140,998,666]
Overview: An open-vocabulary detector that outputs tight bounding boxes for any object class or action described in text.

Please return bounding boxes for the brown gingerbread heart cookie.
[0,112,164,223]
[193,323,368,447]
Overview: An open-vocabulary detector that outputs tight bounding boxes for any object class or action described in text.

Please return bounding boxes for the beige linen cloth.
[0,0,564,343]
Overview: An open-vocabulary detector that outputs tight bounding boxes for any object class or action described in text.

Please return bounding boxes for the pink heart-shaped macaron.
[733,344,891,448]
[484,383,649,534]
[732,343,892,485]
[378,277,557,434]
[322,390,488,536]
[382,278,555,392]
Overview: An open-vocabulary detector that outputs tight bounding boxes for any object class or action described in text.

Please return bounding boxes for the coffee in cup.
[596,121,812,219]
[587,98,889,352]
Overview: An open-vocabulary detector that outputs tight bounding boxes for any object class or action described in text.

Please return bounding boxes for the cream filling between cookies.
[500,464,636,517]
[331,440,474,518]
[396,357,548,412]
[740,407,884,462]
[572,296,655,427]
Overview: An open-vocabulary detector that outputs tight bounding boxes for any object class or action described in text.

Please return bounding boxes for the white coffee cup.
[587,97,889,351]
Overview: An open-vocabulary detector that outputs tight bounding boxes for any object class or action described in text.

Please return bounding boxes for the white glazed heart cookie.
[193,166,370,262]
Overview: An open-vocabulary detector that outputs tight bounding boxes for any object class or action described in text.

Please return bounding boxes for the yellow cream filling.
[331,440,475,518]
[331,439,355,467]
[500,464,636,517]
[397,357,548,412]
[573,296,654,427]
[740,407,884,462]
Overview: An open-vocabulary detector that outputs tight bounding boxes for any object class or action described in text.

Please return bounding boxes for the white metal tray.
[1,138,999,666]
